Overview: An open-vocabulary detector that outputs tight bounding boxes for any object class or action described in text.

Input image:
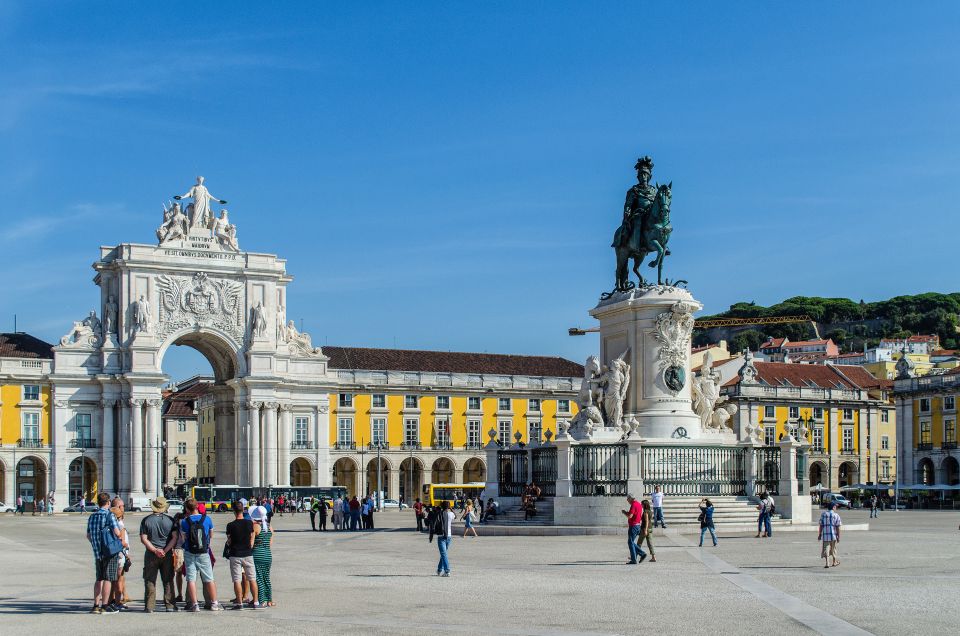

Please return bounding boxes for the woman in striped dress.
[251,508,275,606]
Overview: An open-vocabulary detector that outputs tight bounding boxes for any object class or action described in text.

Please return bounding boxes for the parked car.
[63,501,95,512]
[128,495,151,512]
[166,499,184,515]
[0,501,15,513]
[821,494,852,509]
[380,498,407,510]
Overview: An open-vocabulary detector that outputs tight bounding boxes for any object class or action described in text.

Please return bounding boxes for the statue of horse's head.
[585,355,601,376]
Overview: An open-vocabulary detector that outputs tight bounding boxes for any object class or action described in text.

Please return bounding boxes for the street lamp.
[156,438,165,497]
[79,447,86,505]
[372,439,384,511]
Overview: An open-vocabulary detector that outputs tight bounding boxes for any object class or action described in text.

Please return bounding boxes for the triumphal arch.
[50,178,334,501]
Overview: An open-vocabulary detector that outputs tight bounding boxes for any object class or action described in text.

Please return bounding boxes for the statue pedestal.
[590,286,702,441]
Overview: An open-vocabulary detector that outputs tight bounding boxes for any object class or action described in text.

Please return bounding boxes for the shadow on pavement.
[0,599,90,614]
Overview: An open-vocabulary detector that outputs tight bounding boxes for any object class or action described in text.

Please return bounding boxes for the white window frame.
[764,405,775,419]
[295,416,310,444]
[498,398,511,412]
[22,411,40,440]
[404,395,418,409]
[404,418,419,445]
[178,419,187,432]
[498,420,512,444]
[557,399,570,414]
[22,384,40,401]
[435,418,450,447]
[881,435,889,450]
[813,427,824,451]
[881,461,890,480]
[843,408,854,421]
[177,442,187,455]
[920,398,931,413]
[789,406,799,419]
[372,394,386,409]
[467,419,481,448]
[813,407,823,420]
[945,396,956,411]
[529,421,542,444]
[467,396,481,411]
[339,393,353,408]
[764,425,775,446]
[881,410,890,423]
[436,395,450,410]
[371,417,386,445]
[528,398,541,413]
[75,413,92,441]
[338,417,354,445]
[842,427,854,451]
[177,464,187,480]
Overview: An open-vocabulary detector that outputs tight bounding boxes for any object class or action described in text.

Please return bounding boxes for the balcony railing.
[333,441,356,451]
[433,442,453,450]
[367,441,389,450]
[943,441,958,450]
[464,441,483,450]
[70,438,99,449]
[401,442,422,450]
[840,448,857,455]
[917,442,933,451]
[17,438,45,448]
[290,441,316,450]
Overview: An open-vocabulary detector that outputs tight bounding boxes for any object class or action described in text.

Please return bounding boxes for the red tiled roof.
[783,339,831,348]
[163,382,212,418]
[761,338,787,349]
[324,346,584,377]
[729,361,879,391]
[0,332,54,359]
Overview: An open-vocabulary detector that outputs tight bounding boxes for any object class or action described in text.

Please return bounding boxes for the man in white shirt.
[430,501,456,577]
[651,486,666,529]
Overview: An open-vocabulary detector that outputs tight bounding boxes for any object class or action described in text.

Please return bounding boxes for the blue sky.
[2,2,959,381]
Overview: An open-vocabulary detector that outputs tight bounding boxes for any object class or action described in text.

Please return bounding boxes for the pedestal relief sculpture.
[156,272,244,344]
[652,301,696,395]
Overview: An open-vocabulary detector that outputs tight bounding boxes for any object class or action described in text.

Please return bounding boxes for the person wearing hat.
[250,505,275,606]
[139,496,180,612]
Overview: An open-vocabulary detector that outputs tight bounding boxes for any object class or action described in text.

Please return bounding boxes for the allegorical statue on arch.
[156,176,240,252]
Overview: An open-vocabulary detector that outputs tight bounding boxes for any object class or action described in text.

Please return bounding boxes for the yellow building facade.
[895,368,960,489]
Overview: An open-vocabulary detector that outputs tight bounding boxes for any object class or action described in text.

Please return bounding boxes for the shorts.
[183,551,215,583]
[95,554,121,582]
[229,556,256,582]
[821,540,838,559]
[172,548,184,571]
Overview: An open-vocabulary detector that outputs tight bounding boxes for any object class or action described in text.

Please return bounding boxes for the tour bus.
[191,485,347,512]
[423,483,486,507]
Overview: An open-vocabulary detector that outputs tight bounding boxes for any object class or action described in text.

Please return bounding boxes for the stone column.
[215,401,235,485]
[742,440,758,495]
[625,435,644,496]
[100,399,115,495]
[553,435,574,498]
[248,402,262,487]
[130,399,144,496]
[483,429,500,499]
[263,403,279,486]
[2,462,14,508]
[778,435,810,523]
[51,399,70,504]
[119,399,130,494]
[145,399,162,497]
[235,401,249,486]
[389,466,401,500]
[279,405,293,486]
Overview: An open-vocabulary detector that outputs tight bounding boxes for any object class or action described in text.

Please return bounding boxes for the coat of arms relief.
[156,272,245,344]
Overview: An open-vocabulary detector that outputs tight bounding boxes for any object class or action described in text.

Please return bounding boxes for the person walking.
[818,503,842,568]
[640,497,656,562]
[698,498,717,547]
[622,494,647,564]
[317,497,328,531]
[461,500,478,538]
[756,492,773,538]
[429,501,455,576]
[651,485,666,529]
[251,507,275,607]
[79,498,87,515]
[47,491,55,516]
[413,498,425,532]
[226,500,260,609]
[179,498,224,611]
[869,494,879,519]
[86,492,123,614]
[139,496,179,613]
[37,497,46,515]
[349,496,361,531]
[309,497,318,531]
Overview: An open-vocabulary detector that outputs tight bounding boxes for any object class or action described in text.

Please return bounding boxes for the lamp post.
[374,439,383,511]
[79,447,86,505]
[155,437,164,497]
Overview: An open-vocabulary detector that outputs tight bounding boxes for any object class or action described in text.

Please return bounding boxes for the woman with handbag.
[461,500,479,538]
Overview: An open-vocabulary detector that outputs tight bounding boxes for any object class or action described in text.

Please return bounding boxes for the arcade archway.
[290,457,312,487]
[838,461,858,488]
[333,457,359,497]
[431,457,455,484]
[68,456,99,504]
[463,457,486,483]
[809,461,826,489]
[400,457,424,502]
[942,457,960,486]
[17,456,47,512]
[366,457,391,498]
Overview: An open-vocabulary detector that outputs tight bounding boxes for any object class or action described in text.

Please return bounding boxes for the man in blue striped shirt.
[818,503,842,568]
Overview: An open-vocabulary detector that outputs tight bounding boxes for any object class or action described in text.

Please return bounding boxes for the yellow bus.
[423,483,485,507]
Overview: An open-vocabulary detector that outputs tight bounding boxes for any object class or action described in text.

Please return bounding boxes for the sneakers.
[231,603,244,610]
[165,604,179,612]
[441,572,450,577]
[638,554,648,564]
[186,603,200,612]
[208,602,225,611]
[102,604,120,614]
[89,605,102,615]
[245,601,261,610]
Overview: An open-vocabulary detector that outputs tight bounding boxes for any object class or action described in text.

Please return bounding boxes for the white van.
[129,495,152,512]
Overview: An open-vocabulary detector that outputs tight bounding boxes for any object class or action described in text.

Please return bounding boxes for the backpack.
[186,514,209,554]
[431,511,446,536]
[100,514,124,557]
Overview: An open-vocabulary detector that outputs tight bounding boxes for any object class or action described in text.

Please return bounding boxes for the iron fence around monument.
[531,446,558,496]
[572,444,628,496]
[497,449,528,497]
[641,445,747,496]
[754,447,781,496]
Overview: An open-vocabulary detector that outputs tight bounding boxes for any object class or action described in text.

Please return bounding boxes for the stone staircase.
[479,495,787,528]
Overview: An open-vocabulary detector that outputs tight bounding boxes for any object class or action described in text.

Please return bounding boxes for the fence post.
[778,435,811,522]
[484,430,500,500]
[553,437,574,498]
[742,440,758,496]
[625,436,644,496]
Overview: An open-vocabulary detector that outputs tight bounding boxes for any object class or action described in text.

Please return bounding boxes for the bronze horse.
[612,182,673,290]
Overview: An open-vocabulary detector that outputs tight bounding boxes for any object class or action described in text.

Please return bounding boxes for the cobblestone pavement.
[0,508,957,635]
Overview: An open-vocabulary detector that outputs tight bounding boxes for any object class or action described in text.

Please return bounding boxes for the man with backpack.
[428,501,456,577]
[86,492,123,614]
[179,498,224,611]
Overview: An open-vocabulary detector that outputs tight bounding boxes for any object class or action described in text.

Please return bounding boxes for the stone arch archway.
[400,457,424,502]
[365,457,392,499]
[333,457,359,497]
[917,457,935,485]
[431,457,456,484]
[290,457,312,486]
[809,461,826,489]
[463,457,486,483]
[68,456,99,504]
[157,326,246,383]
[838,461,858,488]
[16,456,48,512]
[942,457,960,486]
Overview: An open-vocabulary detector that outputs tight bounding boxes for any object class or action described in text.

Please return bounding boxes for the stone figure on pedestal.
[211,210,240,251]
[104,295,118,336]
[59,311,102,348]
[600,358,630,428]
[157,201,188,243]
[276,303,287,342]
[251,301,268,339]
[133,294,152,334]
[174,176,227,230]
[284,320,323,357]
[692,351,726,430]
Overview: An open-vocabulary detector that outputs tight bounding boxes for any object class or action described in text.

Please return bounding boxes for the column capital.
[146,399,163,408]
[279,403,294,412]
[129,398,144,407]
[99,398,117,409]
[264,401,280,410]
[247,400,263,410]
[318,404,329,415]
[54,399,69,408]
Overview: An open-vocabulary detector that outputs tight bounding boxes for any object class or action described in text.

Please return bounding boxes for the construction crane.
[569,314,820,338]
